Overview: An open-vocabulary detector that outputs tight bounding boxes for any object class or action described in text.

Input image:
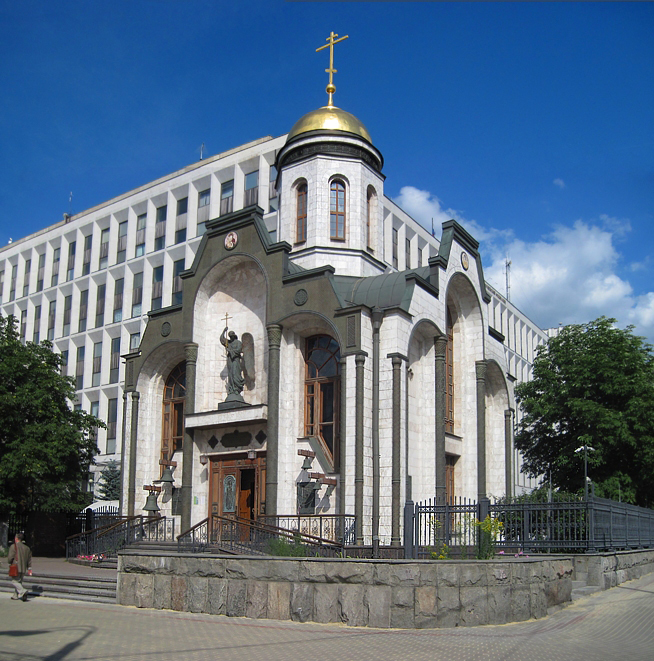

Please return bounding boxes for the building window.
[129,331,141,352]
[154,205,167,251]
[19,309,27,343]
[82,235,92,275]
[78,289,88,332]
[33,305,41,344]
[244,170,258,207]
[269,166,279,213]
[392,227,398,269]
[113,278,124,323]
[47,299,56,341]
[9,264,17,301]
[22,259,31,297]
[151,265,163,311]
[296,183,307,244]
[0,269,4,303]
[330,180,346,240]
[131,272,143,317]
[197,189,210,234]
[99,229,109,269]
[172,259,184,306]
[75,345,85,390]
[116,221,128,263]
[162,362,185,462]
[60,349,68,376]
[220,180,234,215]
[51,248,60,286]
[62,295,72,336]
[109,336,120,384]
[106,398,118,454]
[37,253,45,292]
[406,237,411,270]
[92,341,102,387]
[66,242,76,281]
[95,283,106,328]
[175,197,188,244]
[304,335,341,465]
[445,307,454,434]
[90,400,99,443]
[135,213,146,257]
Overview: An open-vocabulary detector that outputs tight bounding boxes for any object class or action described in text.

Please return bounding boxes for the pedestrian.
[7,532,32,601]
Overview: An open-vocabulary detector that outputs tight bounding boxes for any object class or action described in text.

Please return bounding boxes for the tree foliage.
[97,460,121,501]
[0,315,103,514]
[515,317,654,508]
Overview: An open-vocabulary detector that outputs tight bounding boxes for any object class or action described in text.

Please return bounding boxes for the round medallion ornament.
[294,288,308,306]
[461,252,470,271]
[224,231,238,250]
[161,322,172,337]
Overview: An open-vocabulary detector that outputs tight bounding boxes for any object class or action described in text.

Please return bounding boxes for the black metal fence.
[259,514,356,546]
[405,494,654,558]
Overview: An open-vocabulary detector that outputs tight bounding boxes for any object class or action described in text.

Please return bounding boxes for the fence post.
[403,500,414,559]
[587,492,596,553]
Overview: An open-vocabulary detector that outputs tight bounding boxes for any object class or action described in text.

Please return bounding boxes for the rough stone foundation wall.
[117,552,573,628]
[573,549,654,590]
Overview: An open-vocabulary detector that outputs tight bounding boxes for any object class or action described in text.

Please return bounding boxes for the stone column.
[118,392,128,514]
[127,391,140,516]
[181,343,198,533]
[389,353,404,546]
[505,408,514,499]
[339,355,347,516]
[355,352,366,545]
[476,360,488,500]
[265,324,283,517]
[434,335,447,504]
[371,308,383,557]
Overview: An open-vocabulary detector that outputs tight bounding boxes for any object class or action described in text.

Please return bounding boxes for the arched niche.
[193,255,268,412]
[485,359,511,498]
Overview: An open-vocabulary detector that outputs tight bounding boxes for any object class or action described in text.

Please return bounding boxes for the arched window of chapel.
[162,362,186,464]
[445,307,455,434]
[304,335,341,465]
[366,185,377,251]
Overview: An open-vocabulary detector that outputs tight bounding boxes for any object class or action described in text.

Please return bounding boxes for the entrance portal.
[209,453,266,521]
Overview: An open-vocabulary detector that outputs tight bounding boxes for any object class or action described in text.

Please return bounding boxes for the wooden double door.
[209,453,266,521]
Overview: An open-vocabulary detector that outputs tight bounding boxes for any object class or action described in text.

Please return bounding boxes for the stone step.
[571,584,602,601]
[0,572,117,604]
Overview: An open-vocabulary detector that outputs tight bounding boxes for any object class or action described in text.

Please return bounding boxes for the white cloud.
[553,178,566,189]
[393,186,654,342]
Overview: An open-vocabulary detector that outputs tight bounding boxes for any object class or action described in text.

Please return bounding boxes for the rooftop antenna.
[431,218,435,237]
[505,255,512,301]
[199,143,205,160]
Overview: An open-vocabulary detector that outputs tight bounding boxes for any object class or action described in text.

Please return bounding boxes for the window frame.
[329,179,346,241]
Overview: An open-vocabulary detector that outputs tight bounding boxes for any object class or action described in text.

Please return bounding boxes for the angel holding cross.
[219,313,254,402]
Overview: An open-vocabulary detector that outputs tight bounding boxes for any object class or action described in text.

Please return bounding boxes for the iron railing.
[65,515,175,559]
[178,514,344,557]
[405,494,654,558]
[259,514,356,546]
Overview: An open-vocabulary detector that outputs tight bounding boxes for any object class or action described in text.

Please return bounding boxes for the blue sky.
[1,1,653,340]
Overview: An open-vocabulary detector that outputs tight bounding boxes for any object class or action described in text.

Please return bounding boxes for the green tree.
[0,315,103,514]
[515,317,654,508]
[96,460,121,501]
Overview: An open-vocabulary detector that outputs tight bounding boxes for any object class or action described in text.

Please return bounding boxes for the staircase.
[0,571,117,604]
[571,567,602,601]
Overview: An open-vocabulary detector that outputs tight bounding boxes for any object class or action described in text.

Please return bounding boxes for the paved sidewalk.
[1,571,653,661]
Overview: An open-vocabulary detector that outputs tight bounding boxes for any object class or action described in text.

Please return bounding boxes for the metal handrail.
[178,514,344,556]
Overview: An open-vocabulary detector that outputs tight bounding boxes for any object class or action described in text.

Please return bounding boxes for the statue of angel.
[220,327,255,402]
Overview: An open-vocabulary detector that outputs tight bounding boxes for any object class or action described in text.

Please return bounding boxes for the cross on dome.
[316,31,349,107]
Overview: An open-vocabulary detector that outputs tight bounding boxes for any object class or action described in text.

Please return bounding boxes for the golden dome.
[287,105,372,143]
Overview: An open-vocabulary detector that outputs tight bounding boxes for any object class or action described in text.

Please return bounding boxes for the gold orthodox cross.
[316,31,349,107]
[223,312,231,328]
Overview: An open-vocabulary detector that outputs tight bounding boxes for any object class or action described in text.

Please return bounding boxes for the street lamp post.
[575,445,595,500]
